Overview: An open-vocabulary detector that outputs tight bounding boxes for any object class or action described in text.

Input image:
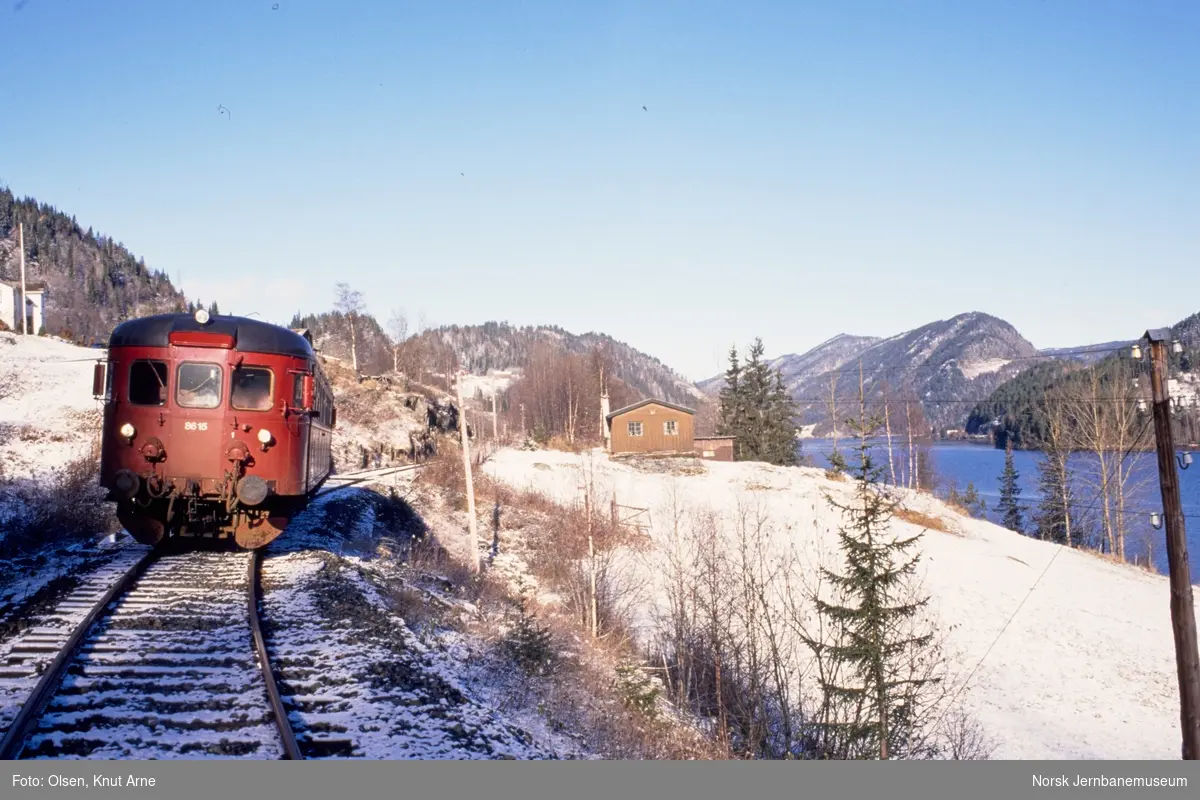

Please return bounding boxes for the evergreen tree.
[997,440,1024,533]
[1034,455,1073,544]
[767,367,800,466]
[739,338,773,462]
[208,300,220,316]
[716,345,744,451]
[801,370,939,759]
[718,338,800,466]
[962,481,987,518]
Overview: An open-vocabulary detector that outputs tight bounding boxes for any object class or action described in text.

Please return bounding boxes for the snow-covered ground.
[486,447,1200,760]
[458,370,519,401]
[959,358,1011,380]
[0,332,103,479]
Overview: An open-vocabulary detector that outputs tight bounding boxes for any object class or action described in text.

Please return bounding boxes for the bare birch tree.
[334,282,365,374]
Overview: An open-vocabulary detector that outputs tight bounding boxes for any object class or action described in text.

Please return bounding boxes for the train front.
[96,310,323,549]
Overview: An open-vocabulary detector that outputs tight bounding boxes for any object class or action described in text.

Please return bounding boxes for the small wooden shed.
[693,436,735,462]
[605,399,695,456]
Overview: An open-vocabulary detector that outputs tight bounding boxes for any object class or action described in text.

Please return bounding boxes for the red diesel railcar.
[93,310,335,549]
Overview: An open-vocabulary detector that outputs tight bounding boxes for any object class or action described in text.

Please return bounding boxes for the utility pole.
[491,391,498,441]
[1146,329,1200,759]
[456,373,480,574]
[18,223,28,335]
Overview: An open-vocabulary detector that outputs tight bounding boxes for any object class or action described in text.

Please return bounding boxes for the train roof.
[108,313,315,359]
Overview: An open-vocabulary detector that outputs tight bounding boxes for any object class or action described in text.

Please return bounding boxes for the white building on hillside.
[0,280,47,334]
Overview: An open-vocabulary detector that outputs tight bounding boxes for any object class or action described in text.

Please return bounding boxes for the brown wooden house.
[605,399,695,456]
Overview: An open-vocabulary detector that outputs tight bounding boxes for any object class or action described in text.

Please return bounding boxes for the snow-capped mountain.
[700,312,1042,432]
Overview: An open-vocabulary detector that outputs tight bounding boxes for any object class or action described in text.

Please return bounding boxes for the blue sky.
[1,1,1196,380]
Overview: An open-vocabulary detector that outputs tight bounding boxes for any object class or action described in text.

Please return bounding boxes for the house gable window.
[628,421,643,437]
[664,420,678,435]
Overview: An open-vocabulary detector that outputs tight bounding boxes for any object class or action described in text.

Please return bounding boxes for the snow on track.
[259,548,553,759]
[19,551,283,759]
[0,546,150,732]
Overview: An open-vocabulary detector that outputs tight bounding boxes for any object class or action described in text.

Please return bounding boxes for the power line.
[792,395,1176,406]
[927,416,1156,735]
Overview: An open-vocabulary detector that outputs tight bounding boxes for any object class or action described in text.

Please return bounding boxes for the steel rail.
[0,548,159,759]
[247,549,303,760]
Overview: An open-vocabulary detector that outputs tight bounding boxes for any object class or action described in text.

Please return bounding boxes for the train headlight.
[257,428,273,444]
[119,422,136,439]
[194,308,210,325]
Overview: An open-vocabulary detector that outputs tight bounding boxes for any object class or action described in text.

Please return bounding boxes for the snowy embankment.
[487,447,1199,760]
[0,332,103,479]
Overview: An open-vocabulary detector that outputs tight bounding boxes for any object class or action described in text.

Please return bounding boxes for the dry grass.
[893,505,954,535]
[824,469,848,482]
[410,449,723,759]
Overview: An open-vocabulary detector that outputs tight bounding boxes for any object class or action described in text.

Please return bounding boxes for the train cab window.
[176,363,223,409]
[232,366,274,411]
[128,360,168,406]
[292,373,305,408]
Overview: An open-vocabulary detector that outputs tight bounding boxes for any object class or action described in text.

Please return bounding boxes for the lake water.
[798,438,1200,578]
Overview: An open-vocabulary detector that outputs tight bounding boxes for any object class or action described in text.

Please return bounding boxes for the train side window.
[176,362,223,409]
[232,366,274,411]
[129,361,168,406]
[292,374,305,408]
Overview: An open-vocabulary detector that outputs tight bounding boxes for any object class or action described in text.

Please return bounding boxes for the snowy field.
[0,333,103,479]
[487,447,1200,760]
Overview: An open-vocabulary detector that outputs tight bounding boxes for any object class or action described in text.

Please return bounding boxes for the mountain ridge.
[699,311,1043,432]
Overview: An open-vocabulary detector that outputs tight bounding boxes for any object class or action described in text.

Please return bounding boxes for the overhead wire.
[924,415,1158,737]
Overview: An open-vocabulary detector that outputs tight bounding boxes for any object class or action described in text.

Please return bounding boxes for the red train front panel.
[97,331,332,548]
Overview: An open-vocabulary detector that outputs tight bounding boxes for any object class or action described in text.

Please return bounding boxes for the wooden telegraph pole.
[18,223,28,335]
[455,373,480,574]
[1146,329,1200,759]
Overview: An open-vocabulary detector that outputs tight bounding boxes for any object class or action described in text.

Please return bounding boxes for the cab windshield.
[232,366,274,411]
[176,363,223,409]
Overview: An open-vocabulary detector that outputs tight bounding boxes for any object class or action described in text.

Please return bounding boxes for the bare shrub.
[0,452,115,559]
[932,706,998,761]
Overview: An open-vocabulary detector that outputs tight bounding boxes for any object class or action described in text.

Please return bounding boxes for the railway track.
[321,463,424,492]
[0,466,419,759]
[0,549,313,760]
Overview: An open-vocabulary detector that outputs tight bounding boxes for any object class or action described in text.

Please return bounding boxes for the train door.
[169,359,227,480]
[287,369,313,492]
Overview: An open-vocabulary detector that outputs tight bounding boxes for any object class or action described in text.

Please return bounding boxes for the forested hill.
[413,322,707,408]
[966,311,1200,449]
[289,311,395,376]
[0,189,187,343]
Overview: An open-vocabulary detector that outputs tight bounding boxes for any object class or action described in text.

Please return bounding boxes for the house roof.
[1,280,47,292]
[605,398,696,422]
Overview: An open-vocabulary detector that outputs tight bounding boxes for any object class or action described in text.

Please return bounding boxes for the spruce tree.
[718,339,800,467]
[767,367,800,466]
[802,368,939,759]
[997,440,1024,533]
[740,338,772,462]
[962,482,987,518]
[716,345,744,454]
[1034,455,1073,544]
